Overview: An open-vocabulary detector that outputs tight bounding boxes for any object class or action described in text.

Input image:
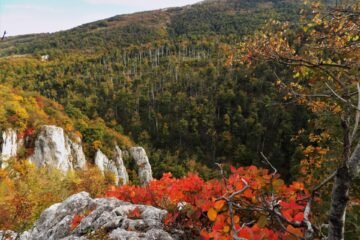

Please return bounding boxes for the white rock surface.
[95,149,119,184]
[94,147,129,185]
[30,126,86,172]
[0,128,18,168]
[0,230,18,239]
[129,147,153,186]
[16,192,174,240]
[113,146,129,185]
[68,136,86,170]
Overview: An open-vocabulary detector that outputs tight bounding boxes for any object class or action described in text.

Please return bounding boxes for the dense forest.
[0,0,359,239]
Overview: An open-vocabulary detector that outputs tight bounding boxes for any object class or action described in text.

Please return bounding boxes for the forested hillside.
[0,0,312,179]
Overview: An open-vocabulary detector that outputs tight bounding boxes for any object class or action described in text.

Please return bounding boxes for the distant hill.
[0,0,300,56]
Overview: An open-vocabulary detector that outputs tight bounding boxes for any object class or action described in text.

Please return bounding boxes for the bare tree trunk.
[328,167,351,240]
[328,104,358,239]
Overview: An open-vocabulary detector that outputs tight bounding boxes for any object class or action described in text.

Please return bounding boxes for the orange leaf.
[223,225,230,233]
[200,229,210,240]
[207,208,218,221]
[214,200,226,211]
[294,212,304,222]
[286,225,303,237]
[243,189,253,199]
[238,227,252,239]
[233,215,240,224]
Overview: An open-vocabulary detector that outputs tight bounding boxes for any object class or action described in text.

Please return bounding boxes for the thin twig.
[325,82,348,103]
[325,82,360,111]
[260,152,277,176]
[215,162,229,191]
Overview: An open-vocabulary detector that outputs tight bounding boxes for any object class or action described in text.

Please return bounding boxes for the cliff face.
[0,192,175,240]
[129,147,153,186]
[113,146,129,185]
[94,146,130,185]
[29,125,86,172]
[95,149,121,184]
[1,125,153,186]
[0,129,18,168]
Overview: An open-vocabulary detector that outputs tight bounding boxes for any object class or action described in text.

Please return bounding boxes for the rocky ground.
[0,192,179,240]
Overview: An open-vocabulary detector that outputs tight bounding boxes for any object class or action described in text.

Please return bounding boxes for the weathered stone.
[13,192,175,240]
[94,147,129,186]
[30,125,86,172]
[0,129,18,168]
[129,147,153,186]
[68,136,87,170]
[0,230,18,240]
[94,149,119,184]
[113,146,129,185]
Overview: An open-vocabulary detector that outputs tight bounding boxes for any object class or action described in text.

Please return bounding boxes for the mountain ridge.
[0,0,300,56]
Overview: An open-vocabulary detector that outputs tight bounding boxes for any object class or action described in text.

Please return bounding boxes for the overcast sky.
[0,0,201,36]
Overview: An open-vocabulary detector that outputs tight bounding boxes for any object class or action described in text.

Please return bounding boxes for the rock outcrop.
[129,147,153,186]
[0,125,153,187]
[30,125,86,172]
[16,192,174,240]
[0,230,18,240]
[94,147,129,185]
[0,129,18,168]
[67,136,87,170]
[113,146,129,185]
[95,149,119,183]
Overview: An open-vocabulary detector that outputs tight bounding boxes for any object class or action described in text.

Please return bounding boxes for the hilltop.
[0,0,300,56]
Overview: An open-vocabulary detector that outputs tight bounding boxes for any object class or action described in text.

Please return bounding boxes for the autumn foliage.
[107,166,309,239]
[0,162,113,232]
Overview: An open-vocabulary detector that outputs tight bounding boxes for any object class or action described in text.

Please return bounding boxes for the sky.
[0,0,201,36]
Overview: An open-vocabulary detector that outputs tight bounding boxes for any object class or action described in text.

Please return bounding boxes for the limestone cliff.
[94,146,129,185]
[129,147,153,186]
[113,146,129,185]
[0,129,18,168]
[30,125,86,172]
[1,125,153,186]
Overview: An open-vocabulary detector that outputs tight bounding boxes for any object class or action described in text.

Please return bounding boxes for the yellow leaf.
[257,215,268,228]
[273,179,284,190]
[207,208,217,221]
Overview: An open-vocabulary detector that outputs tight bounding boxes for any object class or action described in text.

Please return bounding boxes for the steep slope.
[0,84,133,160]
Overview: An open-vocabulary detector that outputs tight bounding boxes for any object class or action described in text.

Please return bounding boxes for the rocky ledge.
[0,192,176,240]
